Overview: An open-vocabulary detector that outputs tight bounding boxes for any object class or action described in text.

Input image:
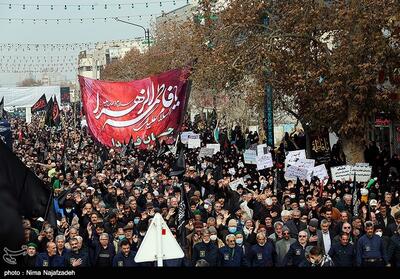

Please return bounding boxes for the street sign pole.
[156,215,163,267]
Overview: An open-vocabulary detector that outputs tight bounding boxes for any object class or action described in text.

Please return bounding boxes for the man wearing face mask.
[208,226,225,248]
[217,234,248,266]
[192,228,218,266]
[248,232,276,267]
[356,221,390,267]
[221,219,239,242]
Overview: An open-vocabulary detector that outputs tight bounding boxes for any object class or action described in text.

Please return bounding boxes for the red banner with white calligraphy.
[79,68,191,148]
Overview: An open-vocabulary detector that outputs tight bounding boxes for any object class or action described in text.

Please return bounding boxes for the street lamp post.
[114,17,151,49]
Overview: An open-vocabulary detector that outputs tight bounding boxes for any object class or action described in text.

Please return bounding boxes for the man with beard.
[112,239,139,267]
[19,243,38,267]
[275,226,296,266]
[65,237,90,267]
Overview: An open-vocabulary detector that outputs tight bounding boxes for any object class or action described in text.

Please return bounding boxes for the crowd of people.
[7,110,400,267]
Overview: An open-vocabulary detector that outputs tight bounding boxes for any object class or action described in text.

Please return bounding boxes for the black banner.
[309,129,331,165]
[60,87,70,104]
[0,119,12,150]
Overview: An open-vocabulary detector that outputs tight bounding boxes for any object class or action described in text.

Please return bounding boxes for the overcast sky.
[0,0,190,86]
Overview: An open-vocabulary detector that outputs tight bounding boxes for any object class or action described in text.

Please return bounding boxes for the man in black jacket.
[285,209,307,238]
[192,228,219,266]
[65,237,90,267]
[388,225,400,267]
[328,232,355,266]
[19,243,38,267]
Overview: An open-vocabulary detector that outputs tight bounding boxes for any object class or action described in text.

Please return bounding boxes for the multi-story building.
[78,39,144,79]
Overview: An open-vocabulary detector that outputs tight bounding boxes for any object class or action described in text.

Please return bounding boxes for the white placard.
[206,144,220,154]
[355,163,369,167]
[256,153,273,170]
[25,107,32,124]
[312,164,329,184]
[285,165,309,181]
[293,158,315,170]
[257,144,268,156]
[188,133,200,140]
[228,168,236,176]
[285,150,306,168]
[188,138,201,149]
[238,162,244,168]
[198,148,214,159]
[181,132,195,144]
[229,178,245,191]
[331,165,352,181]
[353,164,372,182]
[244,150,257,164]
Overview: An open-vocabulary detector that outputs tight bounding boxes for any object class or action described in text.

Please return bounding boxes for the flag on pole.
[44,97,54,127]
[52,96,61,126]
[31,94,47,113]
[352,171,358,217]
[0,97,4,119]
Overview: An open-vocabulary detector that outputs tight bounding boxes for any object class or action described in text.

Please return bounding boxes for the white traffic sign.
[134,213,184,266]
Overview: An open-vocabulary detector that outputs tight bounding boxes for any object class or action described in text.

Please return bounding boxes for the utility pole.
[114,17,151,49]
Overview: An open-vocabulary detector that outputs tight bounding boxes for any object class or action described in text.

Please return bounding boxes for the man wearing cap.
[356,221,389,267]
[275,226,296,267]
[112,239,139,267]
[123,224,139,252]
[305,218,319,247]
[19,243,38,267]
[247,232,276,267]
[64,237,90,267]
[192,228,219,266]
[186,221,204,260]
[217,234,248,266]
[35,241,65,267]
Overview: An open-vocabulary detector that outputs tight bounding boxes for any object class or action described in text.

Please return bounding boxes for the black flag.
[177,181,192,246]
[31,94,47,113]
[0,139,56,251]
[0,97,4,119]
[169,149,186,177]
[352,171,358,217]
[52,96,61,126]
[155,137,170,158]
[44,97,54,127]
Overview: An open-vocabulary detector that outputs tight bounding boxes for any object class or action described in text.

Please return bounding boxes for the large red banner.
[79,68,191,148]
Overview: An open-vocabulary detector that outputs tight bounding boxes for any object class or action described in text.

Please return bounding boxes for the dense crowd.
[8,110,400,267]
